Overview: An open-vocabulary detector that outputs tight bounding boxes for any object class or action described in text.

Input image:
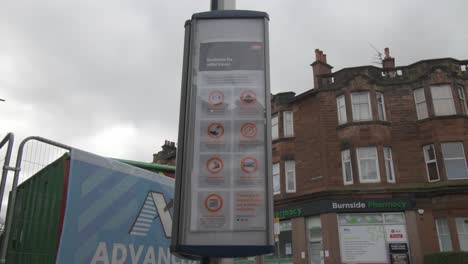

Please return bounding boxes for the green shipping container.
[3,154,175,264]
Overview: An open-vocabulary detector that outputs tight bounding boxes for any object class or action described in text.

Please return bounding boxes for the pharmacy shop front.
[272,197,415,264]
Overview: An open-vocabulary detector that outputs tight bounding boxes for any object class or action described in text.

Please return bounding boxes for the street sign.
[172,10,273,259]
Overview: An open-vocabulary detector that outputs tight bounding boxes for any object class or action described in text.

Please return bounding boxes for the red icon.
[208,122,224,139]
[208,90,224,106]
[240,90,257,105]
[206,157,224,174]
[204,193,223,212]
[240,157,258,174]
[240,122,257,138]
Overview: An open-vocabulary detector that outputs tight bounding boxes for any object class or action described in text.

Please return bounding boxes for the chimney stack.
[311,49,333,89]
[382,47,395,70]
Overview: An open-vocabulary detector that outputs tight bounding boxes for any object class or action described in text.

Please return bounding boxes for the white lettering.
[158,247,170,264]
[91,242,110,264]
[143,246,156,264]
[129,244,144,264]
[112,243,127,264]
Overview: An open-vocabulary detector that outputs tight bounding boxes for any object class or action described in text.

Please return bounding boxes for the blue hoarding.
[56,149,196,264]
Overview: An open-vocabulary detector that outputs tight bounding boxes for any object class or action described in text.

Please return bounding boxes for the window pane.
[424,145,436,161]
[456,217,468,251]
[283,111,294,137]
[417,103,428,119]
[436,218,453,252]
[273,163,280,194]
[384,213,405,224]
[442,142,465,158]
[431,85,455,116]
[377,93,386,121]
[272,115,279,140]
[337,96,347,124]
[414,88,425,103]
[445,160,468,179]
[352,92,371,121]
[427,163,439,181]
[358,147,379,182]
[285,161,296,192]
[442,142,468,179]
[341,149,353,184]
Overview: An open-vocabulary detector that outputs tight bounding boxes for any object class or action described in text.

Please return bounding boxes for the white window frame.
[423,144,440,182]
[341,149,353,185]
[413,88,428,120]
[455,217,468,251]
[441,142,468,180]
[458,86,468,115]
[351,92,372,121]
[431,85,456,116]
[376,92,386,121]
[283,111,294,137]
[285,160,296,193]
[273,163,281,195]
[435,217,453,252]
[336,95,347,124]
[356,147,381,183]
[272,114,279,140]
[384,147,396,183]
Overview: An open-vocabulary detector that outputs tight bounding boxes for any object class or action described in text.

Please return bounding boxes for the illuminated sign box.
[171,10,274,259]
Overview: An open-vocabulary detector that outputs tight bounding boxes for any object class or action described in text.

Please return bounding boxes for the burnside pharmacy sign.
[275,197,415,220]
[171,10,274,259]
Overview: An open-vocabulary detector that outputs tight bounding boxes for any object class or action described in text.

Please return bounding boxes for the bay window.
[272,115,279,140]
[384,147,396,183]
[273,163,280,195]
[283,111,294,137]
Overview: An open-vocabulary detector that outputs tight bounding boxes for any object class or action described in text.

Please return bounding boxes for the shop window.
[283,111,294,137]
[413,88,428,120]
[336,95,347,124]
[285,160,296,193]
[276,221,293,259]
[435,218,453,252]
[455,217,468,251]
[273,163,280,195]
[351,92,372,121]
[423,144,440,182]
[431,85,456,116]
[272,115,279,140]
[306,217,323,264]
[457,86,468,115]
[338,213,408,264]
[357,147,380,183]
[341,149,353,185]
[376,92,387,121]
[441,142,468,180]
[384,147,396,183]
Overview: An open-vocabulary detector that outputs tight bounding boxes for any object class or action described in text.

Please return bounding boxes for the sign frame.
[171,10,273,259]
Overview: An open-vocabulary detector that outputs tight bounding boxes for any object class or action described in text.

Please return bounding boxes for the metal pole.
[211,0,236,11]
[0,133,14,217]
[0,136,71,263]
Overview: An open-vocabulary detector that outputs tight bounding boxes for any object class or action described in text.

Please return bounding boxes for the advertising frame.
[171,10,274,259]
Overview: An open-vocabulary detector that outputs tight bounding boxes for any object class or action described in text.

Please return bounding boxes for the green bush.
[424,252,468,264]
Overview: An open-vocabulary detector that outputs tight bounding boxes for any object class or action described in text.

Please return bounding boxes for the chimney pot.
[384,47,390,59]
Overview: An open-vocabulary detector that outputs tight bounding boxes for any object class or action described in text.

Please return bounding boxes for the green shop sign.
[275,197,415,220]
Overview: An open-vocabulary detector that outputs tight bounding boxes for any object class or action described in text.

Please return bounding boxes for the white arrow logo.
[129,192,173,238]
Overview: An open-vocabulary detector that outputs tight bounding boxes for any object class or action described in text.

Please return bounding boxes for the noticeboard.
[171,10,273,258]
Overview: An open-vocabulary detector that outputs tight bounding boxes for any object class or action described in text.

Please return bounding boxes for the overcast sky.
[1,0,467,165]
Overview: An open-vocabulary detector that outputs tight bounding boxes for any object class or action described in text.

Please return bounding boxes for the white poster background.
[185,18,269,246]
